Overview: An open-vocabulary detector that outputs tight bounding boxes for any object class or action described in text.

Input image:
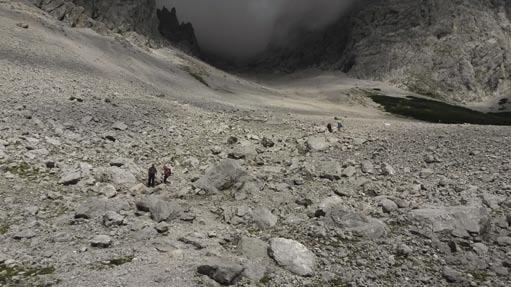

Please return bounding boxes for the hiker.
[163,165,172,184]
[327,123,333,133]
[148,164,157,187]
[337,122,343,131]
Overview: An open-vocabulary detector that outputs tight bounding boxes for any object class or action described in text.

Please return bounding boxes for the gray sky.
[156,0,355,62]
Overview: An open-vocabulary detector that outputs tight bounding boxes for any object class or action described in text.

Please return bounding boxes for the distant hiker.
[337,122,343,131]
[148,164,157,187]
[163,165,172,184]
[327,123,333,133]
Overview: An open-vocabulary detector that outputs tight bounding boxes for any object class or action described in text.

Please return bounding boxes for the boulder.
[306,136,330,152]
[108,166,137,186]
[197,261,244,285]
[269,238,316,276]
[409,205,490,237]
[318,197,387,239]
[102,211,125,227]
[361,160,374,174]
[74,198,130,220]
[99,184,117,198]
[251,207,277,229]
[342,166,357,178]
[90,235,113,248]
[381,163,396,176]
[112,121,128,131]
[379,198,398,213]
[135,196,183,222]
[58,170,81,185]
[316,161,343,180]
[261,137,275,148]
[195,159,247,193]
[239,236,270,260]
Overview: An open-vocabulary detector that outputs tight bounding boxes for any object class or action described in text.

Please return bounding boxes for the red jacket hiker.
[163,166,172,183]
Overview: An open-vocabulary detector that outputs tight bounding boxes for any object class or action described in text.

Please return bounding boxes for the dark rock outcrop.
[157,7,200,55]
[30,0,159,36]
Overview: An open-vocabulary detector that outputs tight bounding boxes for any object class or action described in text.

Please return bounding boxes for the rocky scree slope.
[1,2,511,286]
[257,0,511,105]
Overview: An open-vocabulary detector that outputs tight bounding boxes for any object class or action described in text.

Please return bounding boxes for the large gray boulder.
[318,197,387,239]
[196,159,247,193]
[135,196,184,222]
[306,136,330,152]
[269,238,316,277]
[74,198,130,220]
[410,205,490,237]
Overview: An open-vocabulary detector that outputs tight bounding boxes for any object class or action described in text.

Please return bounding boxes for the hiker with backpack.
[147,164,157,187]
[163,165,172,184]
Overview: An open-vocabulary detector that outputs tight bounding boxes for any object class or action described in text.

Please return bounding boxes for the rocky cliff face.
[259,0,511,104]
[30,0,159,36]
[29,0,200,54]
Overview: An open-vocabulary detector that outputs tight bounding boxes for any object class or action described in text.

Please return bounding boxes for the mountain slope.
[258,0,511,105]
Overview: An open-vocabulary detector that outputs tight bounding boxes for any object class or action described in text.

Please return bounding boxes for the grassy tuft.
[0,264,55,286]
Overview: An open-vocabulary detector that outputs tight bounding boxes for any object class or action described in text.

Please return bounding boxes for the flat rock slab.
[269,238,316,276]
[90,235,113,248]
[135,196,184,223]
[319,197,387,239]
[410,205,490,236]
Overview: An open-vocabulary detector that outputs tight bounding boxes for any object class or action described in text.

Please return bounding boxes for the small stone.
[361,161,374,174]
[197,262,244,285]
[379,198,398,213]
[261,137,275,148]
[211,146,222,155]
[395,243,412,257]
[90,235,113,248]
[472,243,488,256]
[420,168,434,179]
[102,211,124,227]
[251,207,277,229]
[342,166,357,178]
[16,23,29,29]
[99,184,117,198]
[58,170,81,185]
[155,222,170,233]
[442,266,462,283]
[12,230,36,240]
[112,121,128,131]
[381,163,395,176]
[227,136,238,145]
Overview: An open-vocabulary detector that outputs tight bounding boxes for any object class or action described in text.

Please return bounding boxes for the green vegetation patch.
[7,162,42,179]
[91,256,134,270]
[470,271,490,282]
[0,224,9,235]
[0,264,55,286]
[367,92,511,126]
[104,256,134,267]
